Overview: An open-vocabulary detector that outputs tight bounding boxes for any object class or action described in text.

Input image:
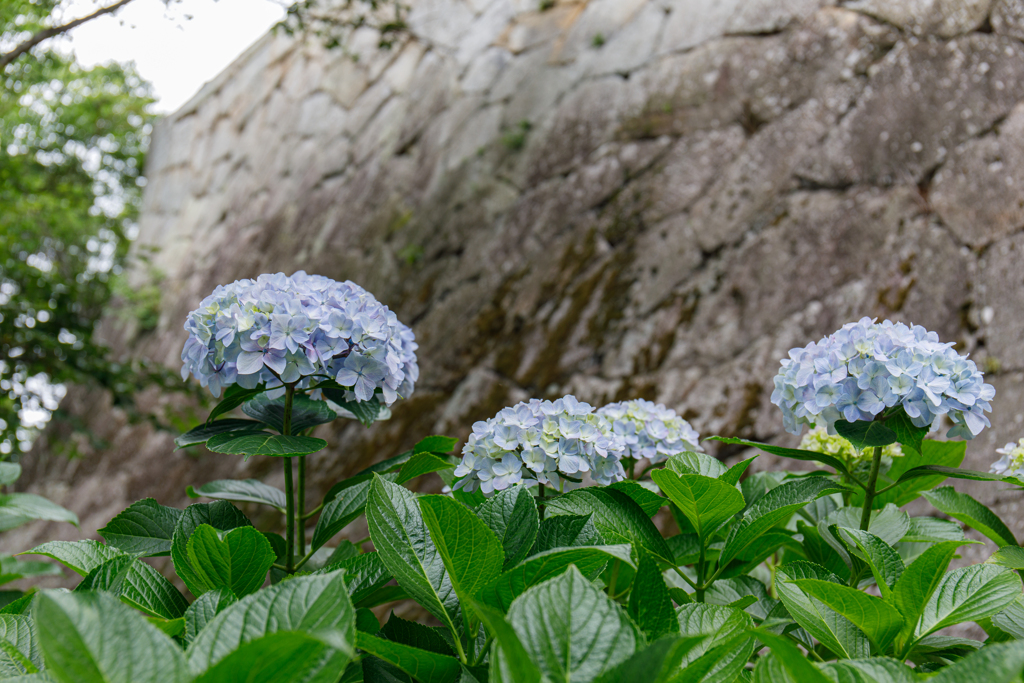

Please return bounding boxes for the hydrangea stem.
[859,446,883,531]
[283,384,296,572]
[297,454,306,557]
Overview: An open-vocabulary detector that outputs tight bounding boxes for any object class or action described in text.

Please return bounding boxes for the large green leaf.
[321,388,386,427]
[0,614,42,676]
[922,487,1017,547]
[531,515,604,554]
[355,632,461,683]
[992,597,1024,639]
[868,440,965,507]
[885,410,930,456]
[705,437,854,479]
[194,631,346,683]
[775,562,870,660]
[241,392,337,434]
[628,550,679,641]
[19,541,124,577]
[675,603,755,683]
[834,420,897,450]
[469,600,542,683]
[325,552,393,607]
[818,504,908,572]
[0,494,78,532]
[477,545,634,613]
[395,453,455,486]
[819,658,916,683]
[926,640,1024,683]
[917,565,1021,638]
[365,475,460,636]
[185,570,355,673]
[0,556,74,586]
[987,546,1024,569]
[891,541,965,654]
[787,578,903,652]
[414,436,459,454]
[751,630,831,683]
[544,488,673,564]
[666,451,728,478]
[0,463,21,487]
[507,565,638,683]
[170,501,251,598]
[835,528,905,600]
[419,495,504,608]
[97,499,181,557]
[205,433,327,457]
[183,588,236,646]
[719,478,846,567]
[476,486,539,569]
[75,555,188,621]
[311,473,398,554]
[593,635,704,683]
[606,480,664,517]
[379,613,454,656]
[186,524,275,598]
[33,591,189,683]
[175,419,267,449]
[651,470,744,544]
[186,479,286,510]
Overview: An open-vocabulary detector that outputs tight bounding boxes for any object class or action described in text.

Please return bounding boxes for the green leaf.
[97,498,182,557]
[901,516,966,543]
[477,545,634,613]
[414,436,459,454]
[819,658,917,683]
[194,631,347,683]
[419,494,504,610]
[0,462,21,487]
[468,600,542,683]
[321,389,385,427]
[186,569,355,673]
[241,392,337,434]
[0,494,78,532]
[507,565,638,683]
[720,478,846,568]
[33,590,189,683]
[205,433,327,457]
[835,528,905,600]
[868,440,966,508]
[705,437,854,479]
[186,479,286,510]
[834,420,898,450]
[146,617,184,639]
[721,457,757,487]
[0,556,61,585]
[356,632,461,683]
[365,475,460,636]
[175,419,267,449]
[395,453,455,486]
[19,540,124,577]
[351,451,415,479]
[183,588,236,646]
[606,480,664,517]
[629,550,679,641]
[891,541,965,652]
[883,410,929,456]
[666,451,728,478]
[992,597,1024,639]
[926,640,1024,683]
[476,486,539,570]
[775,562,871,660]
[922,487,1017,547]
[675,603,755,683]
[750,629,831,683]
[186,524,275,598]
[76,555,189,620]
[787,578,903,652]
[531,515,603,554]
[311,474,398,554]
[0,614,42,676]
[918,565,1022,638]
[894,465,1017,487]
[380,613,454,656]
[170,501,251,598]
[650,470,744,544]
[818,504,909,571]
[545,488,673,564]
[206,385,267,423]
[594,635,705,683]
[987,545,1024,569]
[327,552,393,607]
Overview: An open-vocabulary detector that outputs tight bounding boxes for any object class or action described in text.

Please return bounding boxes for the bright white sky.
[60,0,287,113]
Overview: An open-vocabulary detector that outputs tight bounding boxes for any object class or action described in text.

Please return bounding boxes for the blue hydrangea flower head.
[991,439,1024,479]
[596,398,702,463]
[454,395,628,494]
[771,317,994,440]
[180,272,418,403]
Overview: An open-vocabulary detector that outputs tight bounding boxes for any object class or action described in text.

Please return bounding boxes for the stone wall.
[9,0,1024,569]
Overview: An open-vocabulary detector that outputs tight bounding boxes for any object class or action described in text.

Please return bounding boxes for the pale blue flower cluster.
[596,399,702,463]
[771,317,994,440]
[454,396,628,494]
[180,272,418,403]
[991,439,1024,479]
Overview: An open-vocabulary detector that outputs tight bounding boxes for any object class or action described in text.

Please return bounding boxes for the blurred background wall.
[7,0,1024,562]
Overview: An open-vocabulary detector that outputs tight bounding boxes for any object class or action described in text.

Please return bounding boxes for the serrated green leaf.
[545,488,673,564]
[475,486,539,570]
[312,474,397,554]
[705,437,854,479]
[241,392,336,433]
[531,514,603,554]
[720,478,846,568]
[186,570,355,673]
[721,457,757,486]
[395,453,455,486]
[75,555,189,620]
[775,562,870,660]
[97,499,181,557]
[0,614,41,676]
[676,603,755,683]
[194,631,345,683]
[175,419,266,449]
[365,475,460,637]
[651,470,744,545]
[787,578,903,652]
[666,451,728,478]
[477,545,633,613]
[884,410,929,456]
[469,600,541,683]
[834,420,898,450]
[414,436,459,454]
[326,552,393,606]
[835,528,905,600]
[380,613,454,657]
[891,541,965,654]
[186,479,286,510]
[171,501,251,598]
[918,565,1021,638]
[355,633,460,683]
[901,516,966,543]
[629,550,679,641]
[205,433,327,457]
[183,588,236,646]
[594,635,704,683]
[867,440,966,508]
[750,629,831,683]
[987,545,1024,569]
[19,540,124,577]
[507,565,638,683]
[186,524,275,598]
[606,480,664,517]
[819,657,916,682]
[926,640,1024,683]
[922,487,1017,547]
[0,494,78,532]
[819,504,908,572]
[992,597,1024,639]
[206,385,267,423]
[34,591,189,683]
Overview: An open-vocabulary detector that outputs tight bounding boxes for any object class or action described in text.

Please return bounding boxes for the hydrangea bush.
[8,292,1024,683]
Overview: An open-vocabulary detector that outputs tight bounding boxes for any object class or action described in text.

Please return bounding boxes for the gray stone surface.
[10,1,1024,602]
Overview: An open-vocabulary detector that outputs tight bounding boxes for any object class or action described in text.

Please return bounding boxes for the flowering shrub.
[7,289,1024,683]
[992,438,1024,479]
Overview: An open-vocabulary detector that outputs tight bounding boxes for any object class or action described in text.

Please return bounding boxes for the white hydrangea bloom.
[991,439,1024,479]
[596,398,702,463]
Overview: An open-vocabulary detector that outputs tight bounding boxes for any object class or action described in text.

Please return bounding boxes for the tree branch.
[1,0,138,72]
